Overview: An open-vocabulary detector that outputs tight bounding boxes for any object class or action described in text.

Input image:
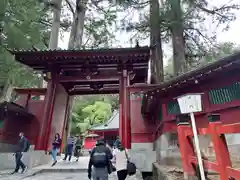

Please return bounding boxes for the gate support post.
[36,78,57,150]
[208,114,232,180]
[177,114,196,176]
[119,74,125,146]
[120,69,131,148]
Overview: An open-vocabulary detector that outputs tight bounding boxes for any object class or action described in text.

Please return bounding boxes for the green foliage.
[164,42,240,78]
[116,0,239,61]
[71,95,119,135]
[82,101,112,125]
[0,0,50,97]
[63,0,119,48]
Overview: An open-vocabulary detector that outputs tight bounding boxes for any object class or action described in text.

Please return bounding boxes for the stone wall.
[0,143,17,152]
[154,133,182,167]
[154,133,240,168]
[0,150,51,170]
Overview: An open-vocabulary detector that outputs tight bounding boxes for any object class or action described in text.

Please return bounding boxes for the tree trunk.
[48,0,63,50]
[41,0,63,98]
[149,0,164,83]
[68,0,88,49]
[66,0,88,137]
[0,80,13,103]
[169,0,186,76]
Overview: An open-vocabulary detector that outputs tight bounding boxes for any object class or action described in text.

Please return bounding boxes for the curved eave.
[145,52,240,96]
[0,102,35,120]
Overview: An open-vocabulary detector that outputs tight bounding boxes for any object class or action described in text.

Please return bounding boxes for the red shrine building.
[89,110,119,138]
[84,110,119,150]
[1,46,240,179]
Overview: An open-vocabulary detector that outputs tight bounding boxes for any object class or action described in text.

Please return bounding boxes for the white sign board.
[177,94,202,114]
[177,93,205,180]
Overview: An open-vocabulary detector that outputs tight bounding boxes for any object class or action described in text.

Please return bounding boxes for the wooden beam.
[59,75,119,82]
[14,88,47,95]
[68,89,119,95]
[127,84,160,92]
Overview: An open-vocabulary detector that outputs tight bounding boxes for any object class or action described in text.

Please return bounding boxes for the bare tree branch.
[65,0,75,14]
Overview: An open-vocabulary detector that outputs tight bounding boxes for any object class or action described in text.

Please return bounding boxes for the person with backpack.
[88,139,113,180]
[51,133,62,166]
[11,132,29,174]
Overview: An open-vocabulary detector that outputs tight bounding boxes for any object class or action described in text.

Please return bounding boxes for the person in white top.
[112,143,129,180]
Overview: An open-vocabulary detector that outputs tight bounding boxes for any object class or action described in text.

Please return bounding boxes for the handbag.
[124,149,136,176]
[108,160,116,174]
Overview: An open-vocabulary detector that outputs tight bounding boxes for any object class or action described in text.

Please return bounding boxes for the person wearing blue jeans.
[63,134,76,162]
[51,133,62,166]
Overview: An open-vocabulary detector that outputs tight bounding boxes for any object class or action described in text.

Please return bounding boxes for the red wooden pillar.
[208,115,232,180]
[36,78,57,150]
[119,69,130,148]
[177,115,196,175]
[119,75,125,146]
[123,70,131,149]
[61,95,70,153]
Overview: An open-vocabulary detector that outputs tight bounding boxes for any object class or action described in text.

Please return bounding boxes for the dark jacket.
[16,136,28,153]
[75,139,83,148]
[88,144,113,174]
[52,138,62,149]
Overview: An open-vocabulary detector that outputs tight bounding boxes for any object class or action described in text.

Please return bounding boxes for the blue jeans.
[52,148,59,161]
[64,144,73,161]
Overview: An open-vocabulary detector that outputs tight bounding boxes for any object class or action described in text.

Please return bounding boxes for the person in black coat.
[88,139,113,180]
[51,133,62,166]
[11,132,28,174]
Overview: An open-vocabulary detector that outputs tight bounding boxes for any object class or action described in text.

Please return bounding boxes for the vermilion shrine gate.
[1,47,240,179]
[9,47,150,151]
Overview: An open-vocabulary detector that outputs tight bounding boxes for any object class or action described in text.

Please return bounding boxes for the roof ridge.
[104,110,119,125]
[89,110,119,130]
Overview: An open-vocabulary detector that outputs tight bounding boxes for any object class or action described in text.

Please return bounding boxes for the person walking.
[114,136,121,149]
[113,143,129,180]
[74,135,83,162]
[88,139,113,180]
[51,133,62,166]
[11,132,29,174]
[63,133,76,162]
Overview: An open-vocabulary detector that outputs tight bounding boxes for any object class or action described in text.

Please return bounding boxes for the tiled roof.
[90,110,119,131]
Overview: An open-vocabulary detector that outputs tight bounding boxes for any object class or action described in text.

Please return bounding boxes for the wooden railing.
[177,114,240,180]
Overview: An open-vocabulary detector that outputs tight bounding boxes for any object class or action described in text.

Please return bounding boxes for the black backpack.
[91,147,108,167]
[24,138,30,152]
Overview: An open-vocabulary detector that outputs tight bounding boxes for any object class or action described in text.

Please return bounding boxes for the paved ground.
[0,171,141,180]
[23,172,141,180]
[0,155,142,180]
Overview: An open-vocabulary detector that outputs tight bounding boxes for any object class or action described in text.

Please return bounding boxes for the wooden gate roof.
[10,47,150,95]
[9,47,150,71]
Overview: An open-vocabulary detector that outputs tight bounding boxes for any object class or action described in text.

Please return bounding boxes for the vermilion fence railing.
[177,117,240,180]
